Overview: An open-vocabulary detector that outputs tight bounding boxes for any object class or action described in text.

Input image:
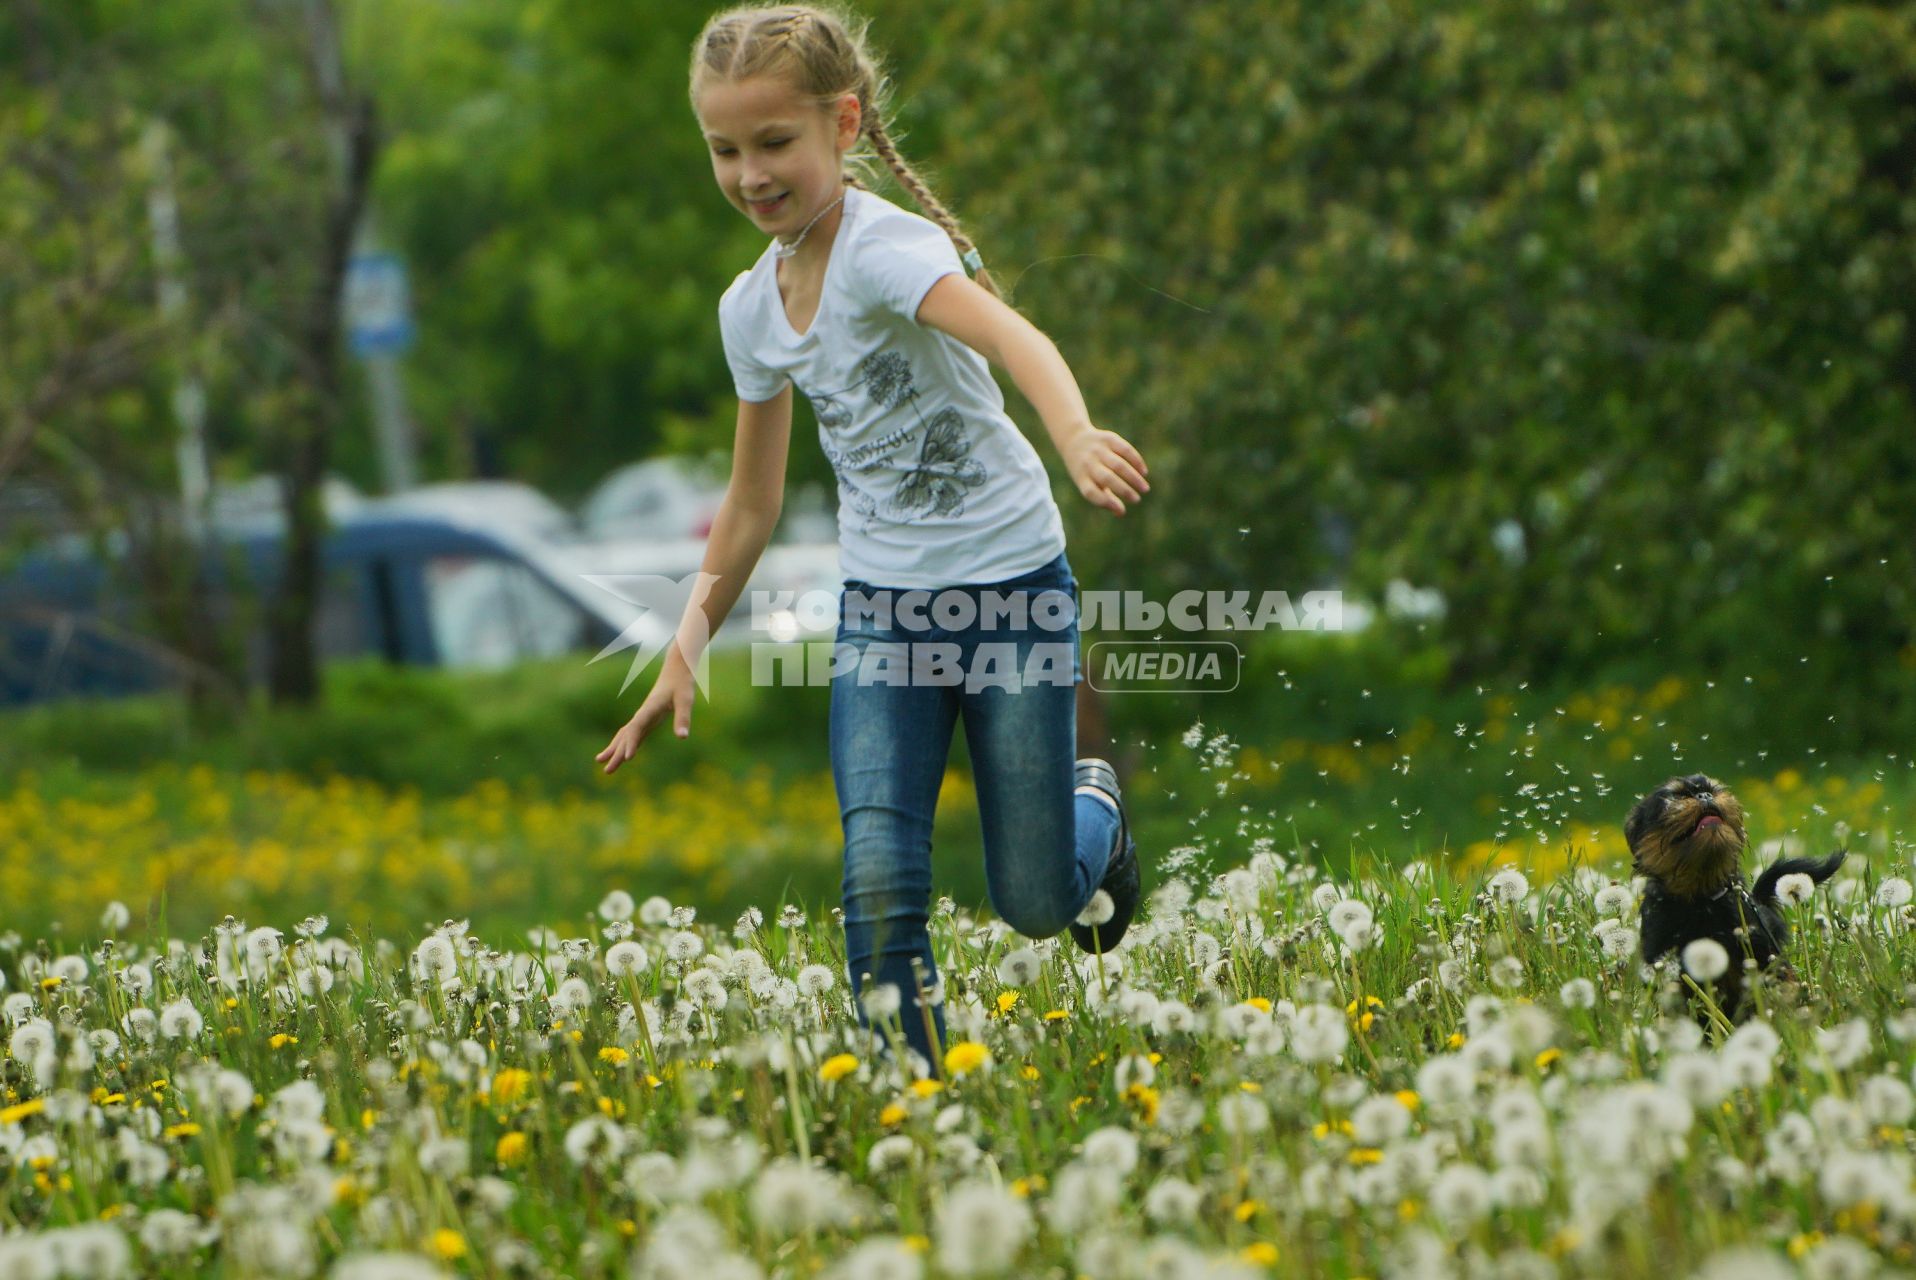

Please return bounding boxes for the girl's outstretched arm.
[915,274,1150,516]
[596,386,793,774]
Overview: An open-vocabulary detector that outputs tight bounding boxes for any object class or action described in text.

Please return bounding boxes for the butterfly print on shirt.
[889,409,987,518]
[800,350,989,529]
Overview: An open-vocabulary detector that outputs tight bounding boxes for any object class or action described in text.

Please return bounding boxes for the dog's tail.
[1753,848,1848,904]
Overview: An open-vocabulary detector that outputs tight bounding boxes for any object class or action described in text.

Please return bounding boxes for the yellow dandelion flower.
[164,1122,201,1139]
[491,1068,533,1105]
[1394,1090,1420,1111]
[1246,997,1272,1013]
[818,1053,859,1083]
[1534,1048,1562,1072]
[996,991,1019,1014]
[944,1042,990,1076]
[427,1230,466,1261]
[269,1034,298,1050]
[496,1132,529,1165]
[1,1098,47,1126]
[1349,1148,1383,1165]
[1043,1010,1069,1022]
[1233,1199,1263,1222]
[903,1235,930,1253]
[598,1047,630,1067]
[879,1103,909,1126]
[1241,1243,1280,1265]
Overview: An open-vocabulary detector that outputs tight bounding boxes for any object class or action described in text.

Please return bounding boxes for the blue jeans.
[829,550,1121,1074]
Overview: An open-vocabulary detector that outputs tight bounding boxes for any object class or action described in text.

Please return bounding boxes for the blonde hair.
[689,3,1003,299]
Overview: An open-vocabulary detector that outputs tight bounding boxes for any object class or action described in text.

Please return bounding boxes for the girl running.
[597,2,1149,1077]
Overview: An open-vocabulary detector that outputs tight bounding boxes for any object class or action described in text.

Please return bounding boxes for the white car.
[360,480,585,544]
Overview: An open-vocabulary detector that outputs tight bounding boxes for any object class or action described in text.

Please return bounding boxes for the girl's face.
[696,74,860,239]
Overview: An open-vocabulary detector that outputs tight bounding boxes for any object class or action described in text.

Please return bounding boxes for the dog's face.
[1624,773,1749,897]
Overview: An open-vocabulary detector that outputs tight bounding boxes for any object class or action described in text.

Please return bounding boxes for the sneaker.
[1068,757,1141,953]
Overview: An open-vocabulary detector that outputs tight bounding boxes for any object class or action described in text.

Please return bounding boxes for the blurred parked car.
[0,506,838,708]
[579,457,727,541]
[360,480,587,544]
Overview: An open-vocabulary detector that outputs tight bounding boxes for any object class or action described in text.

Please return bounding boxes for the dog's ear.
[1623,788,1665,853]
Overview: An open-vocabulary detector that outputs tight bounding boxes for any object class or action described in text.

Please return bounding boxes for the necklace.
[772,188,847,259]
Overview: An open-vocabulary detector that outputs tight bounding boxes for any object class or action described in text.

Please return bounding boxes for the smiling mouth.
[747,193,787,214]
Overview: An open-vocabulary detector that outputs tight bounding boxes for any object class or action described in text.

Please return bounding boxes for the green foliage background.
[4,0,1914,711]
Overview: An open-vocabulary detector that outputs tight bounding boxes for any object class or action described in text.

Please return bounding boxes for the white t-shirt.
[717,186,1068,589]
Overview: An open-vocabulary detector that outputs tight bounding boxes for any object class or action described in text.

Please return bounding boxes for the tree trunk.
[264,0,378,707]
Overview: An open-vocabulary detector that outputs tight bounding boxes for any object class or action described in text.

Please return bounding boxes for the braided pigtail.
[864,118,1002,301]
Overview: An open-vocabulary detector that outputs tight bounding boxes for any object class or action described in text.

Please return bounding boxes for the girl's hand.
[596,663,695,774]
[1064,427,1151,516]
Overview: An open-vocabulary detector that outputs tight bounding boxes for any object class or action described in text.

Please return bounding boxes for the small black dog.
[1623,772,1846,1016]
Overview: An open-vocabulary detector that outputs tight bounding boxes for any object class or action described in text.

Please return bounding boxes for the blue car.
[0,513,648,707]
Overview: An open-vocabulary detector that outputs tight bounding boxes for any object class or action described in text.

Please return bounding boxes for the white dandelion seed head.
[158,999,205,1041]
[605,940,649,978]
[563,1114,628,1167]
[1152,999,1199,1035]
[1559,977,1598,1009]
[1593,883,1635,917]
[749,1157,849,1235]
[1351,1093,1415,1147]
[1215,1091,1271,1138]
[598,890,636,922]
[329,1252,452,1280]
[1681,938,1730,981]
[1878,877,1913,908]
[9,1017,55,1063]
[1327,899,1372,935]
[1428,1162,1494,1228]
[994,946,1043,988]
[1816,1018,1873,1071]
[933,1179,1035,1277]
[1417,1054,1476,1110]
[834,1237,925,1280]
[1289,1003,1350,1065]
[1311,882,1346,913]
[1075,889,1115,928]
[1487,869,1529,903]
[1594,919,1638,960]
[1663,1052,1726,1109]
[1860,1073,1915,1127]
[1043,1161,1126,1236]
[1726,1018,1781,1062]
[1081,1126,1140,1175]
[1774,873,1817,906]
[1721,1047,1773,1091]
[797,964,836,998]
[49,955,89,983]
[1142,1176,1203,1226]
[1489,956,1526,990]
[858,980,903,1023]
[1691,1247,1799,1280]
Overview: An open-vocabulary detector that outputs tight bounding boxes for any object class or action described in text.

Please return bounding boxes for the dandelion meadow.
[5,708,1916,1278]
